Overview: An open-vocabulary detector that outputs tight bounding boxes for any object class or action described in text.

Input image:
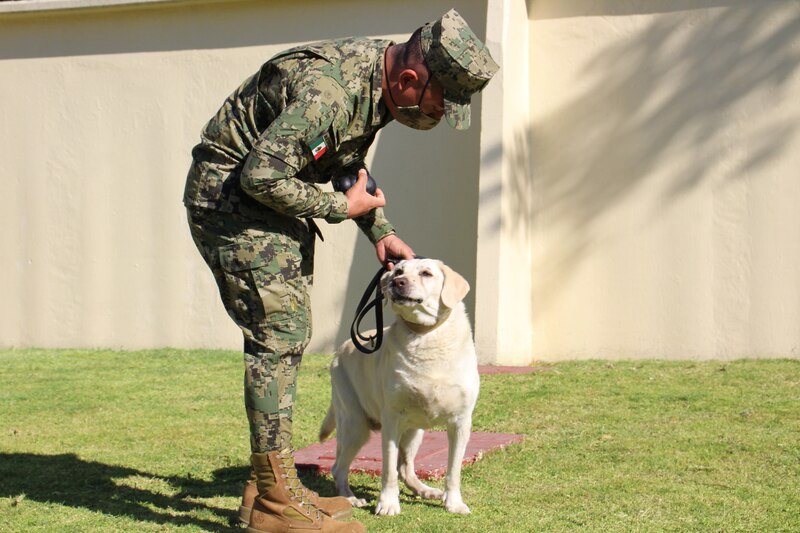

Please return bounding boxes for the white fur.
[319,258,479,516]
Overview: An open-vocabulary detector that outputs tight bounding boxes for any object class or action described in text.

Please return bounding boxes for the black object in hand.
[333,169,377,195]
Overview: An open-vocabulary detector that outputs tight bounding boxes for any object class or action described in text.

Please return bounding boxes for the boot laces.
[278,449,321,520]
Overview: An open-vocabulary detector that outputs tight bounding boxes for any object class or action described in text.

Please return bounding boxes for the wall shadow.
[0,0,458,60]
[498,4,800,315]
[330,0,487,344]
[332,111,485,345]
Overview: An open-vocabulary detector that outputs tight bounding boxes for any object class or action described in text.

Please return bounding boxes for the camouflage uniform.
[184,11,498,455]
[185,38,397,453]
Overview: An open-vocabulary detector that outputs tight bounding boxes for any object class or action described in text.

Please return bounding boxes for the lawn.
[0,349,798,532]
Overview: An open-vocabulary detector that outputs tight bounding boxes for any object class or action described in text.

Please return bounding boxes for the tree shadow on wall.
[497,4,800,314]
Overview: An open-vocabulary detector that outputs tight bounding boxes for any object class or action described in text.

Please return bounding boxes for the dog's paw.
[374,495,401,516]
[416,486,444,500]
[444,493,471,514]
[346,496,368,508]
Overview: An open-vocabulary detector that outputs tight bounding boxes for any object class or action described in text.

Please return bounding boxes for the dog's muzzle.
[390,277,423,304]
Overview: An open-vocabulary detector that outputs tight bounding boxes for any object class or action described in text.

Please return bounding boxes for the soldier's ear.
[398,69,420,90]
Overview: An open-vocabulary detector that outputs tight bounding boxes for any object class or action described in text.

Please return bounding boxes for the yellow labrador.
[319,258,479,515]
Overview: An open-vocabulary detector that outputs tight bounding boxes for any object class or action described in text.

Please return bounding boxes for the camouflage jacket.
[183,37,396,244]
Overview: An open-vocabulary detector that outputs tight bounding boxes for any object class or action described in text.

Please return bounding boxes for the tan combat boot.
[238,467,353,523]
[246,449,364,533]
[237,467,259,525]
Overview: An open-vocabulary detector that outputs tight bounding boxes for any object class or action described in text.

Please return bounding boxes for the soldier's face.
[421,75,445,120]
[386,67,445,130]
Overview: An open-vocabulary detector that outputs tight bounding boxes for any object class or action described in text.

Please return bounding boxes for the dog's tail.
[318,403,336,442]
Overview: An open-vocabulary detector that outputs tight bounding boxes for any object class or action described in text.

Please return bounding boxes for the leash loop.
[350,270,385,353]
[350,255,425,354]
[350,263,391,354]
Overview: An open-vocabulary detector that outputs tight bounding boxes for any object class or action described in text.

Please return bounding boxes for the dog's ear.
[380,269,393,296]
[439,262,470,308]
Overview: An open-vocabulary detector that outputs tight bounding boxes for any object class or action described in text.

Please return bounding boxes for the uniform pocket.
[218,237,309,347]
[251,254,311,352]
[219,241,271,272]
[217,240,274,325]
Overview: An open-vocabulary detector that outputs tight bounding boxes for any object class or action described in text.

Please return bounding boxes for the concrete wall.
[474,0,533,365]
[5,0,798,363]
[0,0,488,354]
[529,1,800,359]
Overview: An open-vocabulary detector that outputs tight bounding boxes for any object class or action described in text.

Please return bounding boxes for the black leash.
[334,165,392,354]
[350,256,419,354]
[349,264,390,354]
[310,219,420,351]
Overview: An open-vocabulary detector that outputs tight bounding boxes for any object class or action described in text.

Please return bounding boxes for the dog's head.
[380,258,470,326]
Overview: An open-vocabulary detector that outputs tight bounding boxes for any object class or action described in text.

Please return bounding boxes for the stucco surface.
[528,1,800,359]
[0,0,486,354]
[5,0,799,362]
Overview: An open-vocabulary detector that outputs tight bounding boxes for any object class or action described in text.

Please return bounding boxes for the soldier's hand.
[345,169,386,218]
[375,234,414,269]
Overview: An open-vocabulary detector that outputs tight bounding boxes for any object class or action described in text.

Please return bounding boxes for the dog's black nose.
[393,277,407,289]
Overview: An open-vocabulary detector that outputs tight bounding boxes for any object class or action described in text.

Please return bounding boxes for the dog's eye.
[394,268,404,276]
[420,270,433,277]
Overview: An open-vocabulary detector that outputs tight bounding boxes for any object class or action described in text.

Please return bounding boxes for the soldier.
[184,9,498,533]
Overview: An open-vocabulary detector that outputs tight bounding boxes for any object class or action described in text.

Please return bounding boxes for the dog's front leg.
[375,416,402,516]
[444,416,472,514]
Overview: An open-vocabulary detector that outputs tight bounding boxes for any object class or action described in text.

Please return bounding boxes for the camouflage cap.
[420,9,499,130]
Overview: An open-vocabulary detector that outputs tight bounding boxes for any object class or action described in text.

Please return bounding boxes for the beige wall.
[529,1,800,359]
[0,0,489,354]
[474,0,534,365]
[6,0,798,363]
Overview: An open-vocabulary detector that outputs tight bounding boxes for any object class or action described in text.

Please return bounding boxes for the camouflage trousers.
[187,207,315,453]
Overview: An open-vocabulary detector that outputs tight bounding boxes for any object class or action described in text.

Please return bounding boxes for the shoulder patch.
[310,132,333,160]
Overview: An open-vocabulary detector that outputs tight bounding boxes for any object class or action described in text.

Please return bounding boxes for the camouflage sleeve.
[240,75,351,223]
[348,162,395,243]
[333,160,396,244]
[354,207,396,245]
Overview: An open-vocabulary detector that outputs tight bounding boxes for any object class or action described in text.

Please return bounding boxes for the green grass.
[1,349,798,532]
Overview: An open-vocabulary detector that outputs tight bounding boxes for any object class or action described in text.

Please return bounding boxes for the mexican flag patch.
[310,136,328,160]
